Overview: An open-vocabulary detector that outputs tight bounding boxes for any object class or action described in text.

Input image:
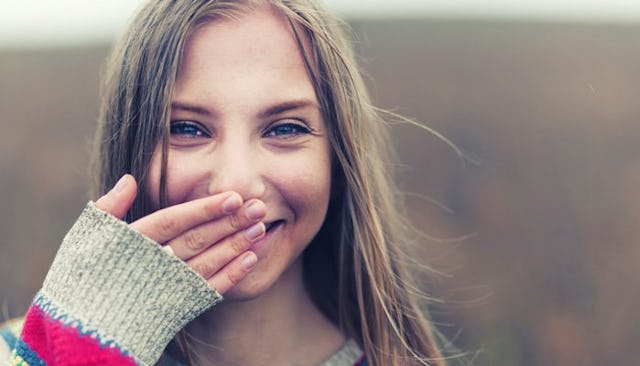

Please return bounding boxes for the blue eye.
[264,122,311,138]
[170,121,209,137]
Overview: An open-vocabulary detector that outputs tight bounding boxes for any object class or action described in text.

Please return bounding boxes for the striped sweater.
[0,202,367,366]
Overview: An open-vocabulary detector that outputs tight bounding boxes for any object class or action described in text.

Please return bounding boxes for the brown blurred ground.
[1,19,639,365]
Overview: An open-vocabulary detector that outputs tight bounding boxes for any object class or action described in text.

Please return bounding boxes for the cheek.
[144,150,162,209]
[275,152,332,225]
[144,149,210,209]
[289,172,330,210]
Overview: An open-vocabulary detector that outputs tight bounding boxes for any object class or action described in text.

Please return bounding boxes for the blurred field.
[1,19,639,365]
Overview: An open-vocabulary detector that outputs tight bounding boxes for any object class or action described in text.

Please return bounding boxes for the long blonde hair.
[93,0,451,364]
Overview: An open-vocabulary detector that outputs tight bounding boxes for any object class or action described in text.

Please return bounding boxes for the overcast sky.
[1,0,640,48]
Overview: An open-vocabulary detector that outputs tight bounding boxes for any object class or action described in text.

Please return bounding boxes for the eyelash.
[263,121,312,138]
[169,121,210,138]
[168,120,312,139]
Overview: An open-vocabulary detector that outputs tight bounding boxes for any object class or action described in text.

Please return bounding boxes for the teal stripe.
[0,326,18,349]
[32,292,130,355]
[15,338,46,366]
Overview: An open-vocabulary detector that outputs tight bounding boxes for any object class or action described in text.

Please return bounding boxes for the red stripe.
[20,305,137,365]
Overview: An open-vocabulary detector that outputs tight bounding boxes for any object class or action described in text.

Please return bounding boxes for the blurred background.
[1,1,639,365]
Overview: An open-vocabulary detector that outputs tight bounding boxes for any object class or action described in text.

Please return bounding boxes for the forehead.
[191,7,297,59]
[174,5,317,105]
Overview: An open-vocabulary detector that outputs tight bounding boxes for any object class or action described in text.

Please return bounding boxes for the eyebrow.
[170,99,319,119]
[171,101,213,117]
[258,99,319,119]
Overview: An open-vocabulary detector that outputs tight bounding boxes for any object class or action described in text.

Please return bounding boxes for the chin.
[223,261,286,301]
[221,255,304,302]
[220,279,268,302]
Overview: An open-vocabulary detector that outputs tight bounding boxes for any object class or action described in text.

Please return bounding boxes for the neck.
[184,258,346,366]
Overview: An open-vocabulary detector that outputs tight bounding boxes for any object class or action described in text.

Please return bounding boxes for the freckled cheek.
[274,161,332,223]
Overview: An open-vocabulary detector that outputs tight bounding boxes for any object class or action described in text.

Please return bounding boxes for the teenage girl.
[1,1,449,365]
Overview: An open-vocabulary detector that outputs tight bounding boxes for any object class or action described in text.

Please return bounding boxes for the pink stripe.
[20,304,137,365]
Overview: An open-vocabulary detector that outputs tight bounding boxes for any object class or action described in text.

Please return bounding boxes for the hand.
[94,174,262,295]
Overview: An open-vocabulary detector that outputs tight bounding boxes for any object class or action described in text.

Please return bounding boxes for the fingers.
[124,187,265,296]
[152,198,265,295]
[94,174,138,219]
[185,221,265,278]
[166,200,266,260]
[130,191,245,243]
[206,251,258,295]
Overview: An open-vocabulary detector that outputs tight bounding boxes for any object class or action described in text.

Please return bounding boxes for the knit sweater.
[0,202,367,366]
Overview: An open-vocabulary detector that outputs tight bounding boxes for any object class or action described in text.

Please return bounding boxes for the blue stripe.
[0,327,18,349]
[15,338,46,366]
[33,292,131,356]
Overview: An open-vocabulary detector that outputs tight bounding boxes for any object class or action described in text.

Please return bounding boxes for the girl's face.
[145,7,332,300]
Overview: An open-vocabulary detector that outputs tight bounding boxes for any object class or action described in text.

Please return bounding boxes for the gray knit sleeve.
[40,201,222,365]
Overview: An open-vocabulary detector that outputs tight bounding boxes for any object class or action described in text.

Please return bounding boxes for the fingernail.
[245,201,266,220]
[244,222,265,241]
[222,193,242,213]
[241,252,257,271]
[113,175,129,194]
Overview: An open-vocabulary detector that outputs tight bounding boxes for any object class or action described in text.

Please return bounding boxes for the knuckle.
[201,200,219,219]
[229,236,247,255]
[225,269,241,286]
[183,229,206,252]
[227,214,242,231]
[158,212,178,236]
[192,261,214,278]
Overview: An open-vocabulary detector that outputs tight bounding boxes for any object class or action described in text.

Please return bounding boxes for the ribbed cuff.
[41,201,222,365]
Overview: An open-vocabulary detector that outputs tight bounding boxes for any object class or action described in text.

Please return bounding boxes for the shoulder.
[0,317,25,360]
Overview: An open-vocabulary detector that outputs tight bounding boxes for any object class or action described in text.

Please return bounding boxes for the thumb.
[94,174,138,220]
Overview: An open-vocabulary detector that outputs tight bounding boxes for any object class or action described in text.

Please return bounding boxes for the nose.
[207,140,266,201]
